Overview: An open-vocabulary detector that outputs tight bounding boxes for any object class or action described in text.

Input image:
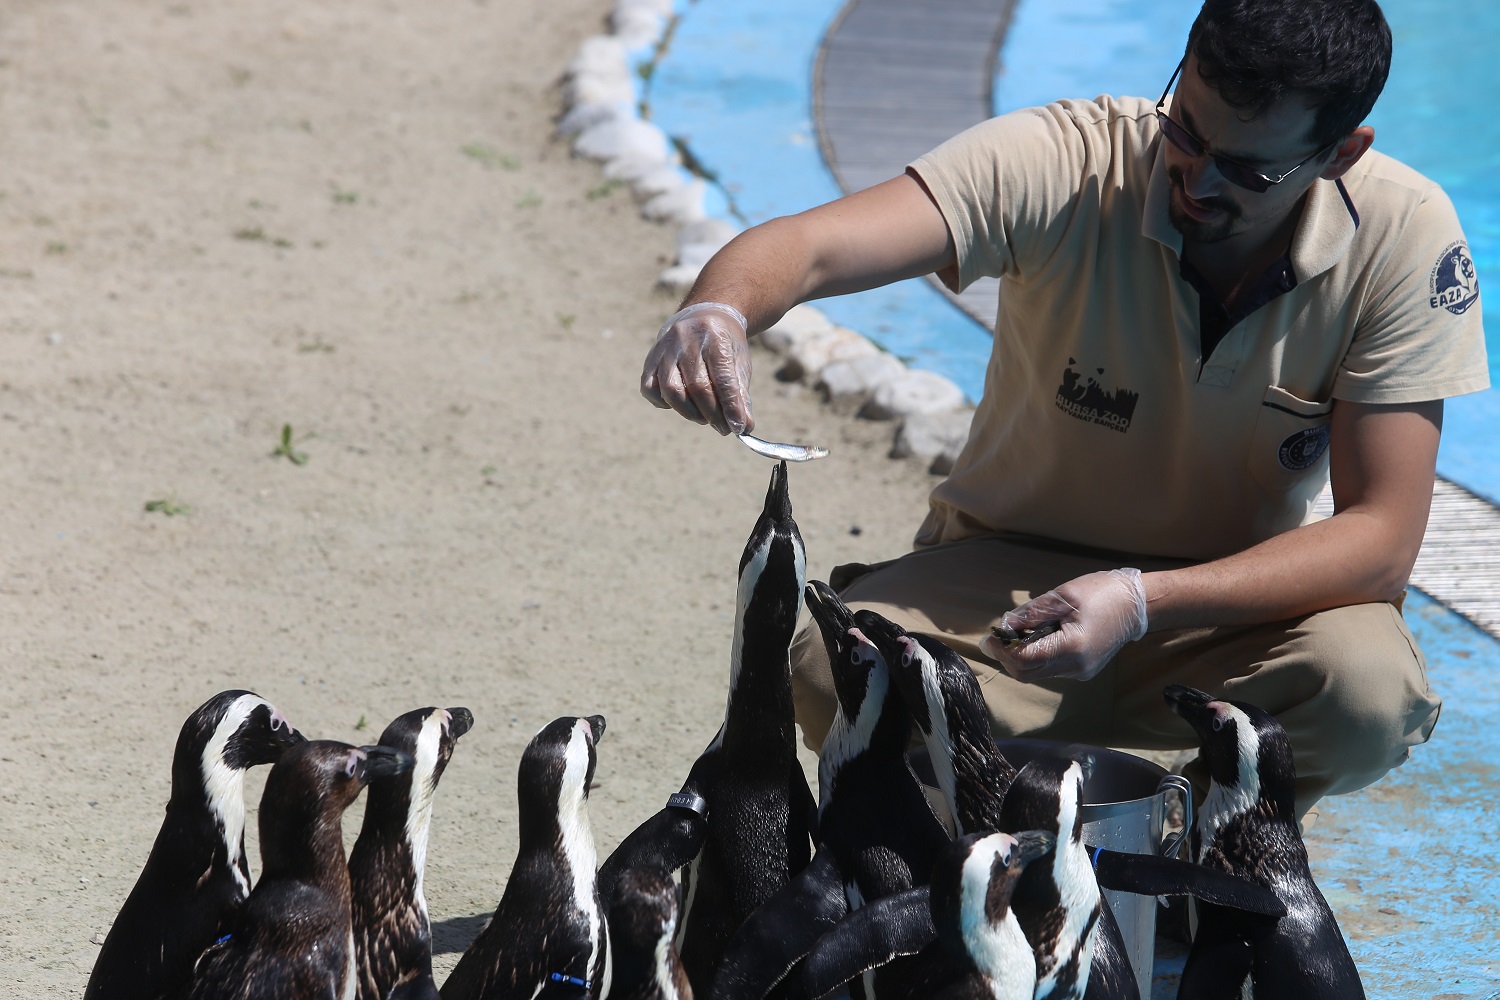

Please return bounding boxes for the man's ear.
[1319,125,1375,180]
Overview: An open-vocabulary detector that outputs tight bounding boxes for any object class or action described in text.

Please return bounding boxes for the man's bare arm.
[641,173,955,433]
[1141,399,1442,629]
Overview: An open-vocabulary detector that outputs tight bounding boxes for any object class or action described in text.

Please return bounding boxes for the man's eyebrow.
[1175,102,1276,167]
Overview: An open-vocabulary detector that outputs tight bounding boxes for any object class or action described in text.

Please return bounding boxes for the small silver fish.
[737,432,829,462]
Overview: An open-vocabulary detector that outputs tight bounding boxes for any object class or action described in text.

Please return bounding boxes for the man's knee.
[1239,602,1440,805]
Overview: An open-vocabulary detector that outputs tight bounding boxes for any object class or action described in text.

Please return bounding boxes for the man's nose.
[1178,154,1227,200]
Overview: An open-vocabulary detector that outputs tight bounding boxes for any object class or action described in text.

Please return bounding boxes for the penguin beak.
[762,460,792,521]
[805,580,855,642]
[445,707,475,740]
[585,715,607,745]
[1010,829,1057,867]
[359,745,415,781]
[1163,684,1214,733]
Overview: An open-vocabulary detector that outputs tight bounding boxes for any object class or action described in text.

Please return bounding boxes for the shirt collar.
[1142,140,1360,281]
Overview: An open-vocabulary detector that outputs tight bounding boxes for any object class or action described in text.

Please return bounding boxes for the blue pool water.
[647,0,1500,501]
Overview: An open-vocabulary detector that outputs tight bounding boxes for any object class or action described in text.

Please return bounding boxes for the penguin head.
[517,715,604,848]
[605,867,679,985]
[257,740,414,875]
[931,830,1055,968]
[175,691,304,781]
[734,463,807,649]
[362,706,475,844]
[999,755,1089,847]
[1164,684,1296,818]
[807,583,887,725]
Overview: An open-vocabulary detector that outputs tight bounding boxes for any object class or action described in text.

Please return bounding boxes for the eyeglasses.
[1155,60,1335,194]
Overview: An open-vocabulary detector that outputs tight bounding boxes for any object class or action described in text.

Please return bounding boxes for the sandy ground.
[0,0,941,991]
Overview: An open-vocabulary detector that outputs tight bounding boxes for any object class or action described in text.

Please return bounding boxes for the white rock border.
[558,1,976,473]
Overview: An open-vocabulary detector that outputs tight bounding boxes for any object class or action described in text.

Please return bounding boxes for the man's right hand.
[640,301,754,436]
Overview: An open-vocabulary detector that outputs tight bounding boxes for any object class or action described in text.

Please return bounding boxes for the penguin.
[598,462,816,996]
[441,715,612,1000]
[605,867,694,1000]
[929,830,1056,1000]
[85,690,304,1000]
[884,623,1283,918]
[711,582,950,1000]
[185,740,415,1000]
[999,756,1138,1000]
[1164,684,1366,1000]
[866,616,1017,835]
[350,707,475,1000]
[797,830,1055,1000]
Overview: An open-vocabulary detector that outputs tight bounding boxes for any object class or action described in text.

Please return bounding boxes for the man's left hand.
[980,568,1149,682]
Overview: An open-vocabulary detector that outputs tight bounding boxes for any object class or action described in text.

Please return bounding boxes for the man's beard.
[1167,167,1241,243]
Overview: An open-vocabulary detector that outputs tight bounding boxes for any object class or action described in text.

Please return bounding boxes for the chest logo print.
[1278,425,1330,472]
[1429,241,1479,315]
[1056,360,1139,433]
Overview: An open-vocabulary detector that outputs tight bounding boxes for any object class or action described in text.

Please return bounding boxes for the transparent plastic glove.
[640,301,754,436]
[979,568,1149,683]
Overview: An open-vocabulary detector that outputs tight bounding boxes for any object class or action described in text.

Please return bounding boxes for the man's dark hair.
[1186,0,1392,148]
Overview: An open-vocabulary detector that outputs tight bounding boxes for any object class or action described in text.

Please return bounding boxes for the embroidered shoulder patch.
[1429,241,1479,315]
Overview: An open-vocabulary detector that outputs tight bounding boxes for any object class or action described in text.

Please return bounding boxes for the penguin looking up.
[350,706,475,1000]
[186,740,415,1000]
[85,690,304,1000]
[711,582,950,1000]
[1164,685,1365,1000]
[598,462,815,996]
[999,756,1138,1000]
[606,867,694,1000]
[441,715,612,1000]
[869,618,1017,834]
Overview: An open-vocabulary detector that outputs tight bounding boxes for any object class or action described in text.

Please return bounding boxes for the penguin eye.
[345,751,362,778]
[1211,716,1225,732]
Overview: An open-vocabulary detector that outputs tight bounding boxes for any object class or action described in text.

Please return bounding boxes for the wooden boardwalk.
[814,0,1500,642]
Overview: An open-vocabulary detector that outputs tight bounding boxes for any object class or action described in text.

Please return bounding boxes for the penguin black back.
[350,706,474,1000]
[85,690,303,1000]
[1165,685,1365,999]
[442,715,610,1000]
[606,867,693,1000]
[186,740,414,1000]
[599,463,814,996]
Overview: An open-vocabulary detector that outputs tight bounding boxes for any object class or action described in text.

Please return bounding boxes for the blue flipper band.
[1092,846,1104,870]
[550,972,591,990]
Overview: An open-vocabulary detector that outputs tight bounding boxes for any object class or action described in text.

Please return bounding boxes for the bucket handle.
[1157,774,1194,859]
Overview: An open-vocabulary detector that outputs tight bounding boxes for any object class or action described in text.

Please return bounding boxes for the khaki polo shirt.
[907,95,1489,561]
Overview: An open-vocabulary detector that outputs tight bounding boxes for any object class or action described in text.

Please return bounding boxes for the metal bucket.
[910,740,1191,999]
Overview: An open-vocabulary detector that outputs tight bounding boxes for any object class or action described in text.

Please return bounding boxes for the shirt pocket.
[1246,385,1334,492]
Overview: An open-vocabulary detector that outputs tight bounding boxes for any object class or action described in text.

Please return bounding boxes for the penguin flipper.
[711,848,848,1000]
[597,805,708,906]
[1089,848,1287,917]
[799,885,936,1000]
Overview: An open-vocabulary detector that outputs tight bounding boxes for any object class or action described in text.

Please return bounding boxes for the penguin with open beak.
[85,690,304,1000]
[185,740,414,1000]
[1165,684,1365,999]
[598,463,816,997]
[350,706,475,1000]
[442,715,611,1000]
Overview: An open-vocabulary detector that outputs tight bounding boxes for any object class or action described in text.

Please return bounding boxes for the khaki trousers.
[790,535,1441,818]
